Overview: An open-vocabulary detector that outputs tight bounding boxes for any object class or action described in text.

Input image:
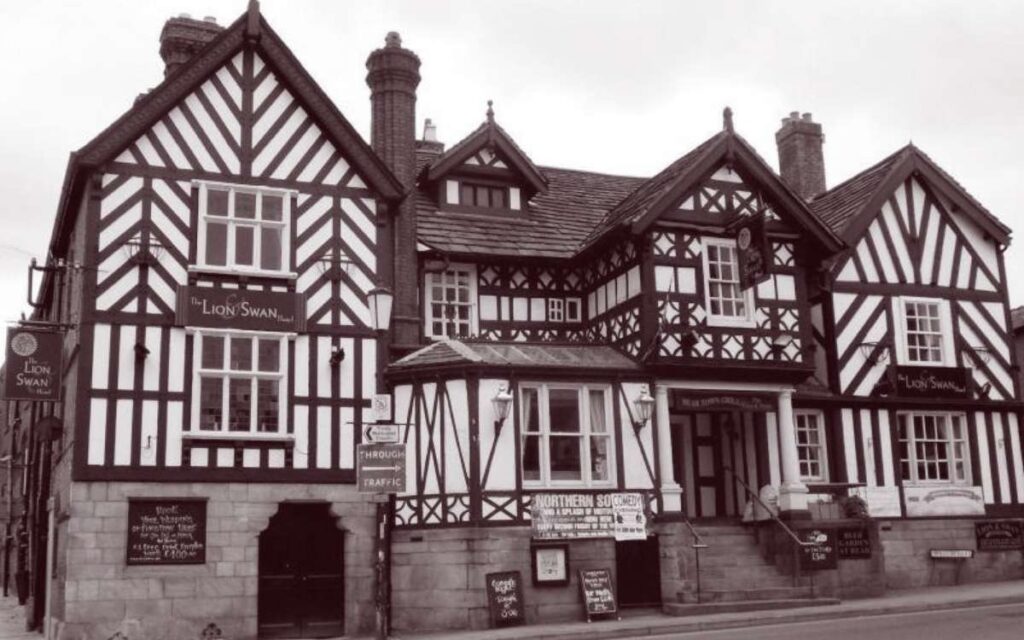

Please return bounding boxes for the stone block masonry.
[54,481,376,640]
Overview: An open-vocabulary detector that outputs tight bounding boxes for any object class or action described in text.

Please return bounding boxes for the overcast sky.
[1,0,1023,355]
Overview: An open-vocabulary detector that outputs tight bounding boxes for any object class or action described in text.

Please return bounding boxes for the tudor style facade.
[9,4,1024,640]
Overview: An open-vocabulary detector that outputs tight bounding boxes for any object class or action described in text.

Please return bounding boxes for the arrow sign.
[363,423,400,444]
[356,444,406,493]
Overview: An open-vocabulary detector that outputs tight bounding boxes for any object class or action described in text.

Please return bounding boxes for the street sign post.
[363,423,400,444]
[356,444,406,493]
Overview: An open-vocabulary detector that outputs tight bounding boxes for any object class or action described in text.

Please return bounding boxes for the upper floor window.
[425,266,477,339]
[194,331,287,434]
[459,182,508,210]
[795,410,828,482]
[897,412,969,484]
[894,297,953,366]
[703,238,753,327]
[520,384,613,487]
[197,182,291,275]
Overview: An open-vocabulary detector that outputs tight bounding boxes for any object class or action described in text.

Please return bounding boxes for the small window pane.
[201,336,225,369]
[235,226,254,266]
[522,388,540,433]
[262,194,283,221]
[260,227,282,271]
[205,222,228,266]
[491,188,506,208]
[522,434,541,482]
[236,192,257,219]
[207,189,228,217]
[230,337,253,371]
[550,436,582,480]
[460,184,474,206]
[589,390,607,433]
[258,339,280,372]
[228,379,251,431]
[590,436,609,482]
[199,378,222,430]
[475,186,490,208]
[256,379,278,432]
[549,389,580,433]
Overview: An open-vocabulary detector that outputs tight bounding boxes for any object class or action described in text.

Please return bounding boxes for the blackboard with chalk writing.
[578,568,617,621]
[485,571,524,628]
[126,499,207,565]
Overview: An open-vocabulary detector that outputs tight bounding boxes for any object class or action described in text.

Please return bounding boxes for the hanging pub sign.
[893,366,971,399]
[837,526,873,560]
[733,211,771,291]
[975,521,1023,552]
[485,571,525,628]
[531,492,649,541]
[578,568,618,622]
[176,285,306,332]
[126,499,207,565]
[670,391,774,413]
[4,328,63,402]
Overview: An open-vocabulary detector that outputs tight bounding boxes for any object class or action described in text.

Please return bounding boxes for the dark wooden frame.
[530,542,570,587]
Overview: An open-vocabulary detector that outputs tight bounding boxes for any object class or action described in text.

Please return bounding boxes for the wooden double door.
[258,503,345,639]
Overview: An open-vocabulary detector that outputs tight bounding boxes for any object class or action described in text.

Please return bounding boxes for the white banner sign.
[903,485,985,517]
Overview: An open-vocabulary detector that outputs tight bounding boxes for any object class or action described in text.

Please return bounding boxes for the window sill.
[188,265,298,281]
[182,432,294,447]
[705,315,757,329]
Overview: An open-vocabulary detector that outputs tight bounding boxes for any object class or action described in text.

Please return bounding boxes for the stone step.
[680,585,815,603]
[664,597,840,617]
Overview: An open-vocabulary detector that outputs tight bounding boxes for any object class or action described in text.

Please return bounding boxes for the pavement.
[0,595,36,640]
[398,580,1024,640]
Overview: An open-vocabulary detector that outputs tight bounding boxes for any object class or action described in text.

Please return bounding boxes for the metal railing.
[723,466,816,595]
[681,518,709,603]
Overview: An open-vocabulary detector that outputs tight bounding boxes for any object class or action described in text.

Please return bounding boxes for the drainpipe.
[43,497,54,640]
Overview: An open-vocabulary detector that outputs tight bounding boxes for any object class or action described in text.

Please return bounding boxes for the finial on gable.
[245,0,261,40]
[723,106,734,133]
[486,100,495,124]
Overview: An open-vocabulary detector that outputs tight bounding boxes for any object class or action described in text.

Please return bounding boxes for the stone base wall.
[880,518,1024,589]
[391,527,617,633]
[55,481,376,640]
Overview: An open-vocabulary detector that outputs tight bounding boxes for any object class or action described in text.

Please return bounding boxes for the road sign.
[357,444,406,493]
[363,423,400,444]
[372,394,392,422]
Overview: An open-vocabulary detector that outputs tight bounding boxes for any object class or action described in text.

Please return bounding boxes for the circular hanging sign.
[738,227,752,250]
[10,332,38,357]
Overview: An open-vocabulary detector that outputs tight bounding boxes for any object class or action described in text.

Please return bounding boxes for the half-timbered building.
[11,3,1024,639]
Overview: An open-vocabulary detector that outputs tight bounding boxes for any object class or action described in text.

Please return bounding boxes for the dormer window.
[459,182,508,209]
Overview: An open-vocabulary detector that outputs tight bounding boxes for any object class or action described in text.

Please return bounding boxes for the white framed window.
[893,297,954,366]
[548,298,565,322]
[897,412,970,484]
[425,265,477,339]
[795,410,828,482]
[192,330,288,434]
[520,384,614,488]
[565,298,582,322]
[195,181,292,276]
[702,237,754,327]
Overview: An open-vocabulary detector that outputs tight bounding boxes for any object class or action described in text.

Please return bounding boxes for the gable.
[834,175,1001,291]
[112,51,368,190]
[673,164,792,230]
[460,146,509,171]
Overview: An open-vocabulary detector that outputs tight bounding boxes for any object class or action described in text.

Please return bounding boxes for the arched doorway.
[258,502,345,639]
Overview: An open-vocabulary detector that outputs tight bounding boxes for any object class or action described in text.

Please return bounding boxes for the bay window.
[897,412,969,484]
[193,331,288,434]
[520,384,613,487]
[196,182,292,275]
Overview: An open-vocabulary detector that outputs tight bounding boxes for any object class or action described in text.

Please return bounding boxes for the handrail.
[723,466,814,548]
[682,519,708,549]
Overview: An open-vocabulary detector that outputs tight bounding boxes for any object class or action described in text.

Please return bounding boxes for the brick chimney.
[366,32,421,350]
[159,14,224,78]
[775,111,826,201]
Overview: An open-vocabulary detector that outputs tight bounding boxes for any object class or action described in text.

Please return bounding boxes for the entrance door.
[615,536,662,607]
[258,503,345,639]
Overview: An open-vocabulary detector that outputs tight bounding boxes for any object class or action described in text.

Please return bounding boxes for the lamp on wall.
[858,341,889,365]
[871,375,894,397]
[123,233,164,266]
[367,284,394,332]
[317,249,353,281]
[679,327,698,352]
[632,388,656,432]
[492,386,513,434]
[329,345,345,367]
[134,340,150,360]
[976,381,992,400]
[968,346,992,366]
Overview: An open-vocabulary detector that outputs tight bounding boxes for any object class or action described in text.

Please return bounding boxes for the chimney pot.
[203,16,217,23]
[789,111,800,120]
[385,31,402,48]
[776,110,826,201]
[802,112,813,122]
[423,118,438,142]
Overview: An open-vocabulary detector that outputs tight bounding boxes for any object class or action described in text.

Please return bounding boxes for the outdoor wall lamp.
[329,346,345,367]
[858,341,889,365]
[367,284,394,332]
[679,327,698,352]
[632,388,656,432]
[492,386,513,434]
[123,234,164,265]
[317,249,352,281]
[976,381,992,400]
[134,341,150,360]
[871,375,894,397]
[968,346,992,366]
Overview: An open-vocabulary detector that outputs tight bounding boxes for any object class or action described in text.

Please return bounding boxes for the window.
[520,384,613,487]
[194,332,287,434]
[197,182,291,274]
[425,266,477,339]
[703,238,753,326]
[548,299,564,322]
[795,411,828,481]
[459,182,508,209]
[902,299,945,364]
[565,298,582,322]
[897,412,969,484]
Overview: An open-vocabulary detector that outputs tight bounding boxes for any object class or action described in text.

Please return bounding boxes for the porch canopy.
[388,339,642,375]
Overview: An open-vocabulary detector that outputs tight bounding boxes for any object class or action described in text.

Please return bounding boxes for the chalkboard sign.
[837,526,872,560]
[126,499,207,565]
[799,528,837,570]
[976,521,1023,552]
[578,568,617,621]
[485,571,524,628]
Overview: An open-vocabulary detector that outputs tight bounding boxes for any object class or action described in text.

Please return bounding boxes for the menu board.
[126,499,207,565]
[578,568,617,620]
[976,521,1023,552]
[837,526,872,560]
[485,571,524,628]
[798,528,837,570]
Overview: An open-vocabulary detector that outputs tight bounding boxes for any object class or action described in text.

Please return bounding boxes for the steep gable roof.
[422,107,548,197]
[811,144,1011,245]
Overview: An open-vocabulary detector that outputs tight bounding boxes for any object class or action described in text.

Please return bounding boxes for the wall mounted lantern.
[123,234,164,266]
[632,388,656,432]
[367,285,394,332]
[858,341,889,365]
[976,381,992,400]
[492,386,513,434]
[968,346,992,366]
[317,249,352,281]
[134,341,150,361]
[329,345,345,368]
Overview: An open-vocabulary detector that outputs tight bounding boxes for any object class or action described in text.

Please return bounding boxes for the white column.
[776,389,808,512]
[655,385,683,512]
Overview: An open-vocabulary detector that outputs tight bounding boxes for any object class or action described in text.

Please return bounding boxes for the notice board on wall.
[976,521,1023,551]
[837,526,872,560]
[126,499,207,565]
[485,571,525,628]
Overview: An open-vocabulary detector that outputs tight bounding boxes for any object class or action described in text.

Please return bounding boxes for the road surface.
[651,602,1024,639]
